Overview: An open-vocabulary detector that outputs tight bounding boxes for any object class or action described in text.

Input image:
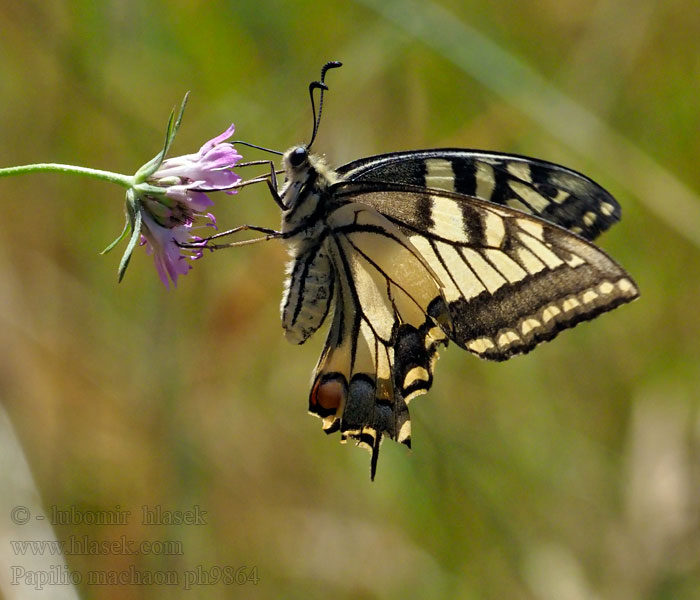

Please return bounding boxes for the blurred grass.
[1,1,699,599]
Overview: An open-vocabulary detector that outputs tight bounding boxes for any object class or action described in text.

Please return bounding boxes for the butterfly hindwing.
[337,149,620,241]
[306,202,449,477]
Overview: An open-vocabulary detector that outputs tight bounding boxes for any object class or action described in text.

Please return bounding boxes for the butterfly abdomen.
[281,245,334,345]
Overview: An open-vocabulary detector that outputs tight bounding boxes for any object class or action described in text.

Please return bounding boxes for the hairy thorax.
[280,149,341,258]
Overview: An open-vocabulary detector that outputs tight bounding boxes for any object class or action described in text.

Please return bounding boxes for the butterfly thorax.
[279,146,343,258]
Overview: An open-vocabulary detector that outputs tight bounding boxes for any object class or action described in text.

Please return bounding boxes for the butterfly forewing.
[337,182,639,361]
[336,149,620,241]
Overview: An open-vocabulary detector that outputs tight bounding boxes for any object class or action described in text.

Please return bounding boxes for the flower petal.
[140,211,194,288]
[198,123,236,156]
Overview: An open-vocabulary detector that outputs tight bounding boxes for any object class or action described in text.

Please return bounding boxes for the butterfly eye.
[289,146,308,167]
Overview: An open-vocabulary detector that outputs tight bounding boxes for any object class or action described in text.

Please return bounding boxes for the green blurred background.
[1,1,699,598]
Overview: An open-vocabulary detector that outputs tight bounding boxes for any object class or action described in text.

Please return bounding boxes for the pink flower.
[151,124,242,199]
[107,92,245,286]
[135,125,242,287]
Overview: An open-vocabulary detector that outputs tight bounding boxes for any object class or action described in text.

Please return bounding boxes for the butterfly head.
[280,144,339,217]
[284,145,310,171]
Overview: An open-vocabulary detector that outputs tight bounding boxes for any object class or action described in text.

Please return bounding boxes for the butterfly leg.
[180,224,283,251]
[231,159,285,210]
[226,160,285,204]
[266,166,285,210]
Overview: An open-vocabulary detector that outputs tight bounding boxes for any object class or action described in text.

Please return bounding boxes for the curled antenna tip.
[307,61,343,149]
[309,81,328,92]
[321,61,343,80]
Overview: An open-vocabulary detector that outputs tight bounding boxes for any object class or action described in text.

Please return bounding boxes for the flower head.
[134,125,242,287]
[104,94,243,287]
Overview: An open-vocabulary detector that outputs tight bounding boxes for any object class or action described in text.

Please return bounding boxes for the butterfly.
[223,62,639,479]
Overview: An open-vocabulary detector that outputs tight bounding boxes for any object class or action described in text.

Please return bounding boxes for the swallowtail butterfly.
[225,62,639,478]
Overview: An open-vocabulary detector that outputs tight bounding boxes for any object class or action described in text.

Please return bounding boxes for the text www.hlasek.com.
[11,535,182,556]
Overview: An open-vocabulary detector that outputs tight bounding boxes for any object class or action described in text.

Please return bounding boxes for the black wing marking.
[333,182,639,361]
[336,149,620,241]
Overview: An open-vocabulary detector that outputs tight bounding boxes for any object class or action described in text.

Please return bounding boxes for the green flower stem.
[0,163,134,188]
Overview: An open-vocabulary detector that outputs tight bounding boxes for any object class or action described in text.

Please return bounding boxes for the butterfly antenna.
[307,60,342,149]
